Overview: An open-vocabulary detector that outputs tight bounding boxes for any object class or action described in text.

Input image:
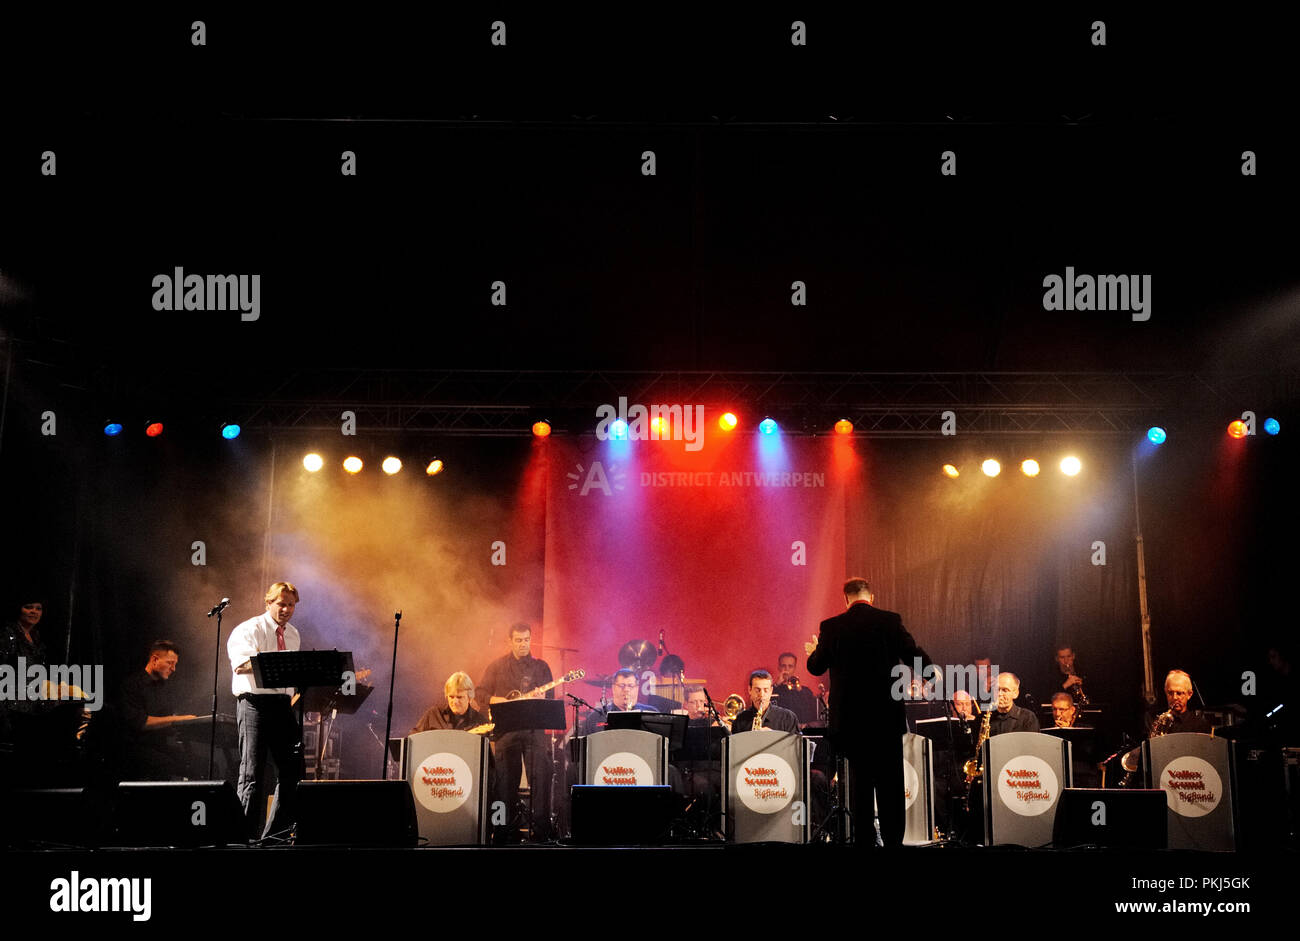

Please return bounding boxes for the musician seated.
[952,689,977,720]
[581,668,658,735]
[683,687,720,727]
[987,672,1039,735]
[1143,669,1211,735]
[771,652,819,725]
[1051,692,1081,729]
[412,671,488,734]
[119,641,198,780]
[732,670,800,734]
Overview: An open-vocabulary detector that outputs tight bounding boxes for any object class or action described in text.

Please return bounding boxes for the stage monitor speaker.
[295,780,418,847]
[6,788,105,848]
[1052,788,1167,849]
[570,785,676,845]
[112,780,245,847]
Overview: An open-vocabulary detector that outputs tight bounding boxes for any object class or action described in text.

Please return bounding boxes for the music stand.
[491,699,567,734]
[608,711,689,750]
[298,656,375,781]
[250,649,351,693]
[490,699,567,842]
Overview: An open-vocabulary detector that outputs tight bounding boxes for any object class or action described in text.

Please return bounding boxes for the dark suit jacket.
[731,704,800,734]
[806,601,928,752]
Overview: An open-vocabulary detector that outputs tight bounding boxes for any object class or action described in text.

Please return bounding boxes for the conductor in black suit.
[806,577,930,848]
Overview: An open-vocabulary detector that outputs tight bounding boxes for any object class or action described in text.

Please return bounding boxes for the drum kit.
[581,638,707,707]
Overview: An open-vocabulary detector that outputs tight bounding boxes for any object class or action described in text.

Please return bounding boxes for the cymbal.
[618,639,657,670]
[584,674,615,687]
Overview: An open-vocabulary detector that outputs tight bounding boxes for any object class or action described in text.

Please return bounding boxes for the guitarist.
[478,622,555,842]
[411,672,488,733]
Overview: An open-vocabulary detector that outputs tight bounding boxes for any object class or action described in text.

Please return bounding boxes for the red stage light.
[532,420,552,438]
[145,422,164,437]
[650,416,666,436]
[719,412,738,431]
[834,419,853,435]
[1227,420,1247,439]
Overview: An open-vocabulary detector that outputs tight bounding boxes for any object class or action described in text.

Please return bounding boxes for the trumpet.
[721,693,746,722]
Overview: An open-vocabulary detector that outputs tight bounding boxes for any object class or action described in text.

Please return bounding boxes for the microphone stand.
[567,693,595,765]
[207,606,224,779]
[380,610,401,779]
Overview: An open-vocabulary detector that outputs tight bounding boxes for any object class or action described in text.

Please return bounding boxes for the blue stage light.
[1147,426,1166,445]
[1264,418,1280,435]
[104,422,123,437]
[610,419,628,440]
[759,418,778,435]
[221,423,241,440]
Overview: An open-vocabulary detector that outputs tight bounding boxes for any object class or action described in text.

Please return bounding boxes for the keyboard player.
[118,640,197,779]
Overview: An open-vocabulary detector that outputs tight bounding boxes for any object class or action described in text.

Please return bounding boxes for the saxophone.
[1120,709,1175,777]
[963,707,992,783]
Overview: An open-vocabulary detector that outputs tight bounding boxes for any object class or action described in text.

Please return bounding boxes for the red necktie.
[276,625,286,650]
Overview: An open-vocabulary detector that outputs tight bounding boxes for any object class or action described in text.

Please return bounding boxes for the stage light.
[1264,418,1280,435]
[532,420,552,438]
[610,419,628,440]
[1021,459,1040,477]
[103,421,123,437]
[942,464,960,478]
[343,456,363,474]
[1147,426,1166,445]
[145,421,164,438]
[303,453,324,473]
[834,419,853,435]
[426,459,444,476]
[719,412,738,431]
[981,459,1001,477]
[759,418,778,435]
[221,423,241,440]
[1060,456,1082,476]
[1227,420,1247,439]
[382,456,402,475]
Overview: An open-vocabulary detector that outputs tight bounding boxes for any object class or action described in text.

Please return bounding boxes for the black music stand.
[608,710,689,750]
[250,650,358,782]
[250,649,352,694]
[490,699,567,842]
[298,655,375,780]
[491,698,567,734]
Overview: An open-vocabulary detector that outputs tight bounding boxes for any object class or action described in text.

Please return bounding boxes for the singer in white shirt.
[227,581,303,840]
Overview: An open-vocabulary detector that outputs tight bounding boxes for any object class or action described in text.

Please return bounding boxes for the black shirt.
[478,654,554,703]
[1145,708,1212,735]
[120,671,177,734]
[732,704,801,734]
[411,703,488,734]
[988,704,1039,735]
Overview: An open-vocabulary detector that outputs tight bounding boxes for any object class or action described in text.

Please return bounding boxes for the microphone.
[657,629,665,656]
[206,598,230,618]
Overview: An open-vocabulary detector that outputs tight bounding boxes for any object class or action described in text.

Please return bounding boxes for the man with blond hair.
[413,671,489,733]
[228,581,303,840]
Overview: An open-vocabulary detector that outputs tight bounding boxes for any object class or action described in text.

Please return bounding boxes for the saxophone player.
[1146,670,1211,735]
